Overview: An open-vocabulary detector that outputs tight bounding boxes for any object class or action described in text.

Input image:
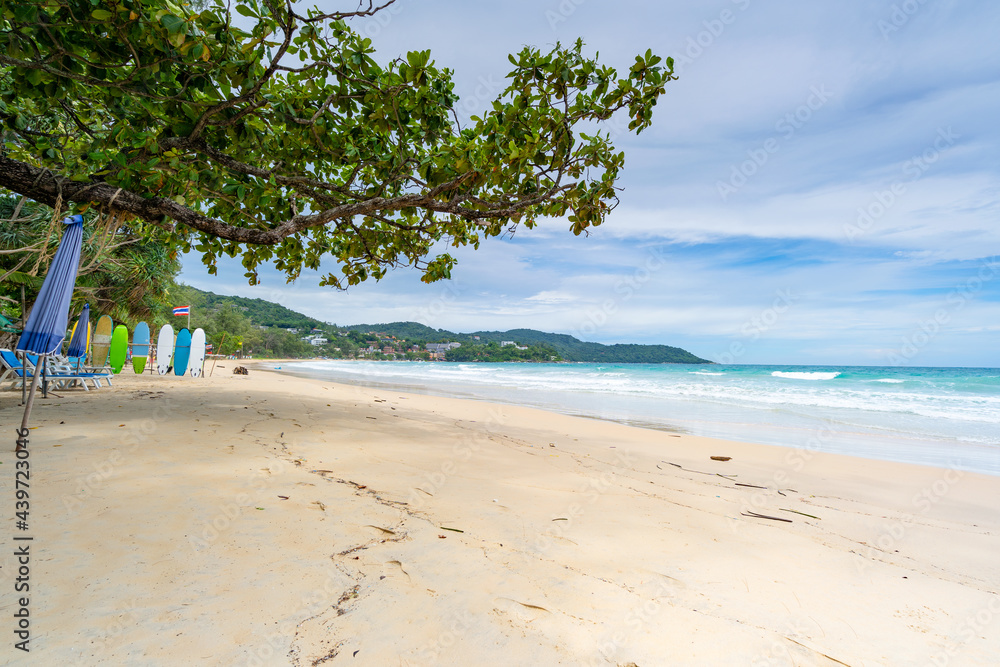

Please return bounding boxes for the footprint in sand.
[493,597,551,623]
[384,559,412,584]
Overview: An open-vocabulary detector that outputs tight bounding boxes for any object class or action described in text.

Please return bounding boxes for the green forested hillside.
[445,342,562,363]
[166,285,326,330]
[465,328,706,363]
[340,321,447,341]
[341,322,709,363]
[170,290,709,364]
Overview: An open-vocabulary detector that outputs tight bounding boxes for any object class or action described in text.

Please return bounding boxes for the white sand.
[1,366,998,666]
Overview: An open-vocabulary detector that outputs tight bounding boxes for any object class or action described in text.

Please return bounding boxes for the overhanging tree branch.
[0,1,675,287]
[0,154,570,244]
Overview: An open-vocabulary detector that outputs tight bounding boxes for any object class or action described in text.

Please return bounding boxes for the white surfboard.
[188,328,207,378]
[156,324,174,376]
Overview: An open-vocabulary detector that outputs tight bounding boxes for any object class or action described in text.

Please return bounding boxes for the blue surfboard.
[173,328,192,377]
[132,322,150,374]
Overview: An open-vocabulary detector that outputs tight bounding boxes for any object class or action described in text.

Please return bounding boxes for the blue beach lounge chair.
[0,349,31,390]
[25,352,113,390]
[1,350,107,391]
[26,352,112,385]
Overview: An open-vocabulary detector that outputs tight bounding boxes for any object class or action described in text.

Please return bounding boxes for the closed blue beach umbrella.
[14,215,85,452]
[67,303,90,357]
[67,303,91,372]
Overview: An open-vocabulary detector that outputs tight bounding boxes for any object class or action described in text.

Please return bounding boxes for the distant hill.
[343,322,710,364]
[174,285,326,330]
[341,321,444,340]
[177,287,710,364]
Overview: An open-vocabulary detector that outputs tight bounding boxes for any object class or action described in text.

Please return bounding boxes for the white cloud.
[178,0,1000,366]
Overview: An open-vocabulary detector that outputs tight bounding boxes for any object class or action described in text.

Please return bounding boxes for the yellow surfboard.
[92,315,114,367]
[68,318,91,352]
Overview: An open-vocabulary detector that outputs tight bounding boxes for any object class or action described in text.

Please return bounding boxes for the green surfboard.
[109,324,129,374]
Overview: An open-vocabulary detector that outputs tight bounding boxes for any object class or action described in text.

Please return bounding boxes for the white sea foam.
[771,371,841,380]
[290,362,1000,454]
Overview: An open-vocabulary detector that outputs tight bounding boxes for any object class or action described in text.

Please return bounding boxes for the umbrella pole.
[16,359,44,453]
[21,285,27,406]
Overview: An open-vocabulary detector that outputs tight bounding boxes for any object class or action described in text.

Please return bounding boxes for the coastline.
[278,359,1000,477]
[1,367,998,665]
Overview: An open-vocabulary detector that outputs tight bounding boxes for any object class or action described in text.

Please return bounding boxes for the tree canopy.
[1,0,673,288]
[1,194,179,324]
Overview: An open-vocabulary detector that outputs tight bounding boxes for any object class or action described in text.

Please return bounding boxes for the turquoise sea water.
[286,361,1000,476]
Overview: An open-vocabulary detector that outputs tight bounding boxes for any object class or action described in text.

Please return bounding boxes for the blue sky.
[180,0,1000,366]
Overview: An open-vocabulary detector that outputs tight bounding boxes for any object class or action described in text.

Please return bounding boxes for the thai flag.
[172,306,190,316]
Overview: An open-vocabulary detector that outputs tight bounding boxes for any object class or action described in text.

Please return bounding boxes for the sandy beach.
[1,365,998,666]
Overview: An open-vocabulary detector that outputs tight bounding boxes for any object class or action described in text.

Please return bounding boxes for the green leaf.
[0,14,669,293]
[160,14,185,35]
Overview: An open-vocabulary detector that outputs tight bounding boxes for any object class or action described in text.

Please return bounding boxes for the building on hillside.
[425,342,461,354]
[473,335,480,340]
[309,337,328,346]
[500,341,515,347]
